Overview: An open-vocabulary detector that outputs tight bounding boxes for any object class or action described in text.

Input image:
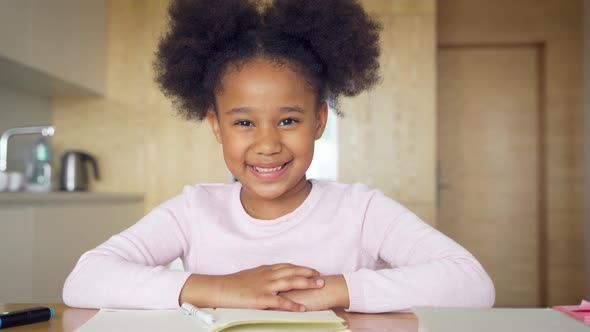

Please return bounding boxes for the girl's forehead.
[216,58,317,107]
[221,105,309,118]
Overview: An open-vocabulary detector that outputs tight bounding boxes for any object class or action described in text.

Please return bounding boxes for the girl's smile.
[248,160,291,180]
[208,57,328,219]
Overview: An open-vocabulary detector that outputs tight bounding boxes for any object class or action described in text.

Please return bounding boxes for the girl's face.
[208,57,327,203]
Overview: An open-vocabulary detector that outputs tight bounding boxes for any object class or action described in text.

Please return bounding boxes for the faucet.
[0,126,55,172]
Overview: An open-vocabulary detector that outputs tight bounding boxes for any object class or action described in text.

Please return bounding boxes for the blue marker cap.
[0,317,3,328]
[49,308,54,319]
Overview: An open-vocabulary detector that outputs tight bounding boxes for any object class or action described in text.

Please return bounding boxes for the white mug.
[0,172,8,192]
[7,171,24,192]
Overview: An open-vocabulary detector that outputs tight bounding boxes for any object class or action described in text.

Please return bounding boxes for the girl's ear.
[207,109,223,144]
[314,101,329,140]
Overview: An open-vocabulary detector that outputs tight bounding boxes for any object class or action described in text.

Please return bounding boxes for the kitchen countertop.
[0,191,143,204]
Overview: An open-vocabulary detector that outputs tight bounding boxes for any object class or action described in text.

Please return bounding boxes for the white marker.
[180,302,215,325]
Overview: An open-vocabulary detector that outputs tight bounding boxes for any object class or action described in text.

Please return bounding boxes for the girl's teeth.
[254,165,284,173]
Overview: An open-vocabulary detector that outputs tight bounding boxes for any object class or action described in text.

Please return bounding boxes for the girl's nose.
[254,127,282,156]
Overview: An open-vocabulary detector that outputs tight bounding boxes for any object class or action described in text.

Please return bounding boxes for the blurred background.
[0,0,588,309]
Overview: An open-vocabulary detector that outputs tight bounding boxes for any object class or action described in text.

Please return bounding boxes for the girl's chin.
[243,185,290,201]
[240,177,309,202]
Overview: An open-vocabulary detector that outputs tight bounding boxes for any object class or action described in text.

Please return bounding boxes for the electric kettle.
[59,151,100,192]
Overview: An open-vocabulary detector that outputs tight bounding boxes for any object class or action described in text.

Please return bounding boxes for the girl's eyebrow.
[225,107,250,115]
[225,106,305,115]
[279,106,305,114]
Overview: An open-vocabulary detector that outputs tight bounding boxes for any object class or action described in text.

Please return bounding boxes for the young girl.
[63,0,495,313]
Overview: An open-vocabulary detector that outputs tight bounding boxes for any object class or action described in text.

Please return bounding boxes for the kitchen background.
[0,0,588,309]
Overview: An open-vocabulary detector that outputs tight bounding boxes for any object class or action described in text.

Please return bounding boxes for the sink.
[0,126,55,192]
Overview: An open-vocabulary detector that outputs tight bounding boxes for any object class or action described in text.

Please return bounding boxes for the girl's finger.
[270,276,325,292]
[268,263,296,270]
[262,295,306,312]
[271,266,320,279]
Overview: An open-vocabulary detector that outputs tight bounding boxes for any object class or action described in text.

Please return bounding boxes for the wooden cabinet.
[0,0,105,96]
[0,193,143,303]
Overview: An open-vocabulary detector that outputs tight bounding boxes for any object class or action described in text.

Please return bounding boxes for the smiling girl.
[63,0,495,313]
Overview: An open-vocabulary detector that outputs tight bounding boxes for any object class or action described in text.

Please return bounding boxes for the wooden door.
[437,46,543,307]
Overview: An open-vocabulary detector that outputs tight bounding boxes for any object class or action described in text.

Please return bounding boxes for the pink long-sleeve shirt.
[62,179,495,313]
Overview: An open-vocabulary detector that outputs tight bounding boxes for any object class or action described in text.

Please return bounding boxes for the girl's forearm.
[322,275,350,308]
[179,274,223,307]
[279,275,350,310]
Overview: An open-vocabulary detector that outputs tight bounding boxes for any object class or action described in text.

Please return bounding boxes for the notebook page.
[220,322,349,332]
[76,309,207,332]
[210,308,348,332]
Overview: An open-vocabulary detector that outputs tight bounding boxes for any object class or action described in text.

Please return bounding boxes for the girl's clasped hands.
[180,263,344,312]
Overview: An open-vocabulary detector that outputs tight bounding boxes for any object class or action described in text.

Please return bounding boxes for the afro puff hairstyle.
[154,0,382,121]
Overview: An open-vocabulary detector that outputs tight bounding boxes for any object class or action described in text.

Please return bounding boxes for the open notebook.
[76,308,350,332]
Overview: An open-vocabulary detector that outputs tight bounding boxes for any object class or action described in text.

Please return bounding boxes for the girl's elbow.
[480,274,496,308]
[62,274,80,307]
[453,275,495,308]
[459,259,496,308]
[468,270,495,308]
[62,266,91,308]
[62,291,76,308]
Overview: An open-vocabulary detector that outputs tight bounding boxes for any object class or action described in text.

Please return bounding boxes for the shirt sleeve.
[62,193,193,309]
[342,190,496,313]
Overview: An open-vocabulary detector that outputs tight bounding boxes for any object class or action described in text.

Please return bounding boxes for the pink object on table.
[553,300,590,325]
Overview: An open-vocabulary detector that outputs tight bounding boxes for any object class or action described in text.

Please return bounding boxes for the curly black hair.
[154,0,381,121]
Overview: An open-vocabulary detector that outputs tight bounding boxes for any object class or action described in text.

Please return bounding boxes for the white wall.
[0,84,52,173]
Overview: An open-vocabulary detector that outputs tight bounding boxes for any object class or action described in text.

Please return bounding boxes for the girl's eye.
[278,118,299,126]
[235,120,253,127]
